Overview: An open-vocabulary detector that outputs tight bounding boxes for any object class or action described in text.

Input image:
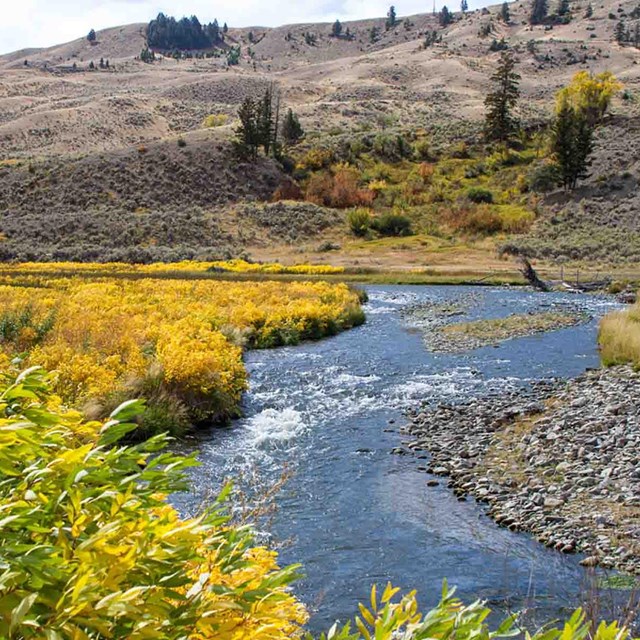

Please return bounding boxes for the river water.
[173,285,622,632]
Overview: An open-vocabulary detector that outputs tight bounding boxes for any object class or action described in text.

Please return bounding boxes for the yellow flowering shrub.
[0,367,307,639]
[0,260,345,276]
[0,273,363,433]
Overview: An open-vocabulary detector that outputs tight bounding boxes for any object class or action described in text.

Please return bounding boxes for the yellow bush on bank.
[0,274,363,433]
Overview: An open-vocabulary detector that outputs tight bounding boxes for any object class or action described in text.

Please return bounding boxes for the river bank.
[400,365,640,575]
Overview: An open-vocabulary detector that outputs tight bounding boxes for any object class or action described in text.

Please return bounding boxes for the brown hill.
[1,1,640,267]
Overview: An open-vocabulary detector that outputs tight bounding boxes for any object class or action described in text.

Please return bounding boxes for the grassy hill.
[1,0,640,273]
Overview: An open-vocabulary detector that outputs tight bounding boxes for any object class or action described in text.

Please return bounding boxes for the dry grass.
[599,303,640,368]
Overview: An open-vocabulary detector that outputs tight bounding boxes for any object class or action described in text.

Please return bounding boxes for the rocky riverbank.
[398,366,640,574]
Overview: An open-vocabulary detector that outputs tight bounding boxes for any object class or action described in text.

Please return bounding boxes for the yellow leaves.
[0,273,362,433]
[556,71,623,123]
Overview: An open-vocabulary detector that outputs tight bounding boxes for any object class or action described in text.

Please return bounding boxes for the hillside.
[1,0,640,270]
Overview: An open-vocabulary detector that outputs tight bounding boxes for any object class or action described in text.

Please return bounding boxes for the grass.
[599,301,640,368]
[441,311,588,349]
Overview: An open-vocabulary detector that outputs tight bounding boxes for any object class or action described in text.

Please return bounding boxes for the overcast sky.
[0,0,492,55]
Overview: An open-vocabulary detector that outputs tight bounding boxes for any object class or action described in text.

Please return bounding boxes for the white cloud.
[0,0,491,54]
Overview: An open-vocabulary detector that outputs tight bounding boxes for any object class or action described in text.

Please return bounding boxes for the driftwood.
[518,256,550,292]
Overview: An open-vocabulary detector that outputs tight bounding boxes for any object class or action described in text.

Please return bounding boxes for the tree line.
[146,13,225,50]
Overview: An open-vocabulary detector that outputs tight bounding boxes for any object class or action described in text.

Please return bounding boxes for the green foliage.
[147,13,222,50]
[235,86,283,159]
[422,30,442,48]
[332,19,343,37]
[530,0,548,24]
[371,213,413,236]
[461,0,469,12]
[0,366,305,638]
[489,37,509,51]
[227,45,241,65]
[347,208,372,237]
[551,98,593,190]
[282,108,305,145]
[527,162,560,192]
[87,29,96,42]
[484,52,521,144]
[500,2,511,22]
[386,5,398,29]
[466,187,494,203]
[440,6,454,26]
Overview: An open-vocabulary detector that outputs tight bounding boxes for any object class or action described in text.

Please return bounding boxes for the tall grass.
[599,302,640,368]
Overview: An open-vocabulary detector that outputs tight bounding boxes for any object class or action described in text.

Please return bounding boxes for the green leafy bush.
[371,213,413,236]
[466,187,494,203]
[347,208,372,237]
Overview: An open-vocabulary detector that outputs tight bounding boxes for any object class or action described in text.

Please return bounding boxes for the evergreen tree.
[557,0,570,16]
[89,61,95,69]
[501,2,511,21]
[223,22,229,34]
[332,19,343,37]
[484,51,521,143]
[634,22,640,47]
[551,99,593,190]
[461,0,469,13]
[370,26,380,42]
[440,6,454,26]
[615,20,627,44]
[584,3,593,16]
[99,57,105,69]
[87,29,97,42]
[530,0,548,24]
[281,108,304,144]
[258,87,274,156]
[235,98,261,159]
[386,6,398,30]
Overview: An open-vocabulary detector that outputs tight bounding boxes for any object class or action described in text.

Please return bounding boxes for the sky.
[0,0,490,55]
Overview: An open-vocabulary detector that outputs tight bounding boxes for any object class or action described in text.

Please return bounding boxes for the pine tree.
[501,2,511,22]
[484,51,521,143]
[87,29,97,42]
[461,0,469,13]
[223,22,229,34]
[235,98,261,159]
[551,99,593,190]
[615,20,627,44]
[281,109,304,144]
[99,57,105,69]
[557,0,570,16]
[584,3,593,16]
[530,0,548,24]
[332,19,343,37]
[386,6,398,30]
[440,6,454,26]
[89,61,95,70]
[258,87,274,156]
[634,22,640,47]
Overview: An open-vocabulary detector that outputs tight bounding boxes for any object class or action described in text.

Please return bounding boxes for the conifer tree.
[551,98,593,190]
[584,3,593,16]
[386,5,397,29]
[235,97,261,159]
[282,109,304,144]
[461,0,469,13]
[530,0,548,24]
[615,20,627,44]
[484,51,521,143]
[557,0,570,16]
[332,19,343,37]
[440,6,454,26]
[501,2,511,22]
[87,29,96,42]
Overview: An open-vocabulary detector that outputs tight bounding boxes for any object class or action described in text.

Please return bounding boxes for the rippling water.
[172,285,622,631]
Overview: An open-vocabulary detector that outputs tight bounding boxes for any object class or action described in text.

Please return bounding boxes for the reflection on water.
[172,285,622,631]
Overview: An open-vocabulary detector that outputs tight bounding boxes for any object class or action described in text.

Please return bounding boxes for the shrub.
[331,165,374,208]
[528,162,560,192]
[372,134,413,161]
[203,113,229,128]
[414,138,434,160]
[272,178,303,201]
[347,208,372,237]
[305,171,334,206]
[599,301,640,367]
[177,137,187,148]
[466,187,494,203]
[371,212,413,236]
[0,367,307,639]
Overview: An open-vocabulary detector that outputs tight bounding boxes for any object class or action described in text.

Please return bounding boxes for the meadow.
[0,268,363,435]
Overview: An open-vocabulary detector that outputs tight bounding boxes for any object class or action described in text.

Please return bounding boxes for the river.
[172,285,622,632]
